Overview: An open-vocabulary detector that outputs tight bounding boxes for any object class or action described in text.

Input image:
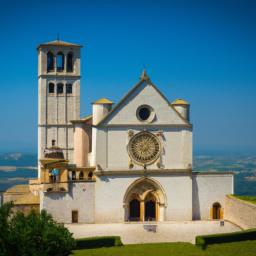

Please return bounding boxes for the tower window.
[48,83,55,93]
[47,52,54,72]
[67,52,73,72]
[57,83,64,94]
[66,84,72,94]
[56,52,64,72]
[51,139,56,146]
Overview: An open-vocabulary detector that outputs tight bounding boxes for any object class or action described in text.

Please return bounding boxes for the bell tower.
[37,40,82,174]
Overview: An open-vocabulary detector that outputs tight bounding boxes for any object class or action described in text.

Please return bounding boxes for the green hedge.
[75,236,123,249]
[196,229,256,249]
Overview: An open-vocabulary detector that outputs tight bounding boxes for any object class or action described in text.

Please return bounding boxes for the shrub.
[196,229,256,249]
[0,203,75,256]
[76,236,123,249]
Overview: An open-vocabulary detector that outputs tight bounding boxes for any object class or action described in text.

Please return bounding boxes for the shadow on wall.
[192,177,201,220]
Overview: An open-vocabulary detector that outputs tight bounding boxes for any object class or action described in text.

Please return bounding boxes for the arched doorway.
[129,199,140,221]
[123,178,166,222]
[212,202,222,219]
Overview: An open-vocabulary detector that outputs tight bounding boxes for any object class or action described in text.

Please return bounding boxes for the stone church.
[4,40,234,223]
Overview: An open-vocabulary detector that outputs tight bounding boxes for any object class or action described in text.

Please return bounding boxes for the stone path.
[66,220,241,244]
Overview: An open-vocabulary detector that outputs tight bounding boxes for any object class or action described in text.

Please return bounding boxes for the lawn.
[73,240,256,256]
[232,195,256,204]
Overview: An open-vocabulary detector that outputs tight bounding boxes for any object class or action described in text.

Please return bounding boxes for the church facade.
[30,40,234,223]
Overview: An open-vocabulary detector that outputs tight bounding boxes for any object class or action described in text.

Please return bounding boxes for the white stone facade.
[38,41,234,224]
[41,182,95,223]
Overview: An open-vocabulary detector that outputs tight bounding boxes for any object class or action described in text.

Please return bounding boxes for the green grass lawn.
[232,195,256,204]
[73,240,256,256]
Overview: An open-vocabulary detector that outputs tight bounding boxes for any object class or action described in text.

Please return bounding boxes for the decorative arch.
[123,177,167,222]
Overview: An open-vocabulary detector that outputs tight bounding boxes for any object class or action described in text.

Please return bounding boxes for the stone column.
[124,203,129,222]
[140,200,145,222]
[156,202,159,221]
[159,204,165,221]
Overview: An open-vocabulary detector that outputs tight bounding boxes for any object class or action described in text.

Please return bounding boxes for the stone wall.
[95,174,192,223]
[192,173,234,220]
[41,182,95,223]
[225,195,256,229]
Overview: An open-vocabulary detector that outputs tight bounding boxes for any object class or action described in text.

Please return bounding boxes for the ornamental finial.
[140,69,150,81]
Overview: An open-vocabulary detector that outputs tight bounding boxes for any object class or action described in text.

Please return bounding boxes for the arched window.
[88,171,93,180]
[79,171,84,180]
[57,83,64,94]
[66,84,72,94]
[72,171,76,180]
[51,139,56,146]
[212,202,222,219]
[144,192,157,221]
[67,52,73,72]
[48,83,55,93]
[129,199,140,221]
[56,52,64,72]
[47,52,54,72]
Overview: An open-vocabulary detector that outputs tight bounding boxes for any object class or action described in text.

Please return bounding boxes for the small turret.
[92,98,113,125]
[171,98,190,121]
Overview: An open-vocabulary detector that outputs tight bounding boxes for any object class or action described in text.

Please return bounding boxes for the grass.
[232,195,256,204]
[72,240,256,256]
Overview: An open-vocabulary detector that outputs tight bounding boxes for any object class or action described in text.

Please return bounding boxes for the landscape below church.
[0,152,256,195]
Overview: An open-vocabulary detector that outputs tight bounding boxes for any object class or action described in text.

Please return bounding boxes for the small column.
[156,202,159,221]
[124,203,129,222]
[140,200,145,222]
[159,205,165,221]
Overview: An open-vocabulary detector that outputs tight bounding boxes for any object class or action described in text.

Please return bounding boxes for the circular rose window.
[136,105,155,123]
[128,131,161,166]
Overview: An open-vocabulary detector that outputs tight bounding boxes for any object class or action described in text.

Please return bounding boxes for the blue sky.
[0,0,256,153]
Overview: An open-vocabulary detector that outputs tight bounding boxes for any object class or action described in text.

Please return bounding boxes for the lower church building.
[4,40,233,223]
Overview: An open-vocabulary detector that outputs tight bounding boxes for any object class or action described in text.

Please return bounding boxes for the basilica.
[4,40,234,223]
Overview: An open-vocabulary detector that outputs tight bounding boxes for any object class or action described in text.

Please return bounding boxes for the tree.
[0,202,13,256]
[0,203,75,256]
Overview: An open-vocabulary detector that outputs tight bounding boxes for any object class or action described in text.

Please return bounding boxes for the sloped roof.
[14,193,39,205]
[92,98,113,104]
[171,98,190,105]
[96,74,191,126]
[71,114,92,124]
[81,114,93,121]
[5,184,30,194]
[37,40,82,49]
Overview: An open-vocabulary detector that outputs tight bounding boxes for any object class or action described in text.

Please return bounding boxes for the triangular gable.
[97,78,190,127]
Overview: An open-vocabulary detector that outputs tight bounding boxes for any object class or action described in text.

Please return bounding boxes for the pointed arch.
[123,177,167,205]
[123,177,167,222]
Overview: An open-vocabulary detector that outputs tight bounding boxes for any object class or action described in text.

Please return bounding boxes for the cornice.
[94,168,192,176]
[38,74,81,79]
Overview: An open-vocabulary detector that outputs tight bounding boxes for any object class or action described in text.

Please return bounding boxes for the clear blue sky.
[0,0,256,153]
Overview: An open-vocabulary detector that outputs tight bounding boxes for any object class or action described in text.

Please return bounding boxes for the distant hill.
[0,153,37,166]
[0,153,37,192]
[0,152,256,196]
